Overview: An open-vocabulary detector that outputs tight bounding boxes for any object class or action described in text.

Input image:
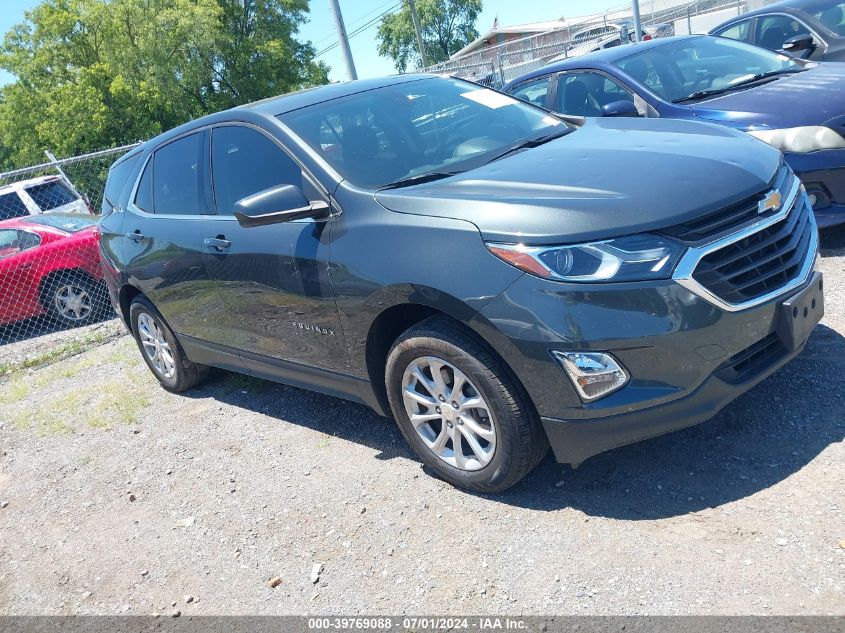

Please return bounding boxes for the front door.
[202,124,348,375]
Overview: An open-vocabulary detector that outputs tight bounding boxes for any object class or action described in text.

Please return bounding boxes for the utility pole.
[631,0,643,42]
[328,0,357,80]
[408,0,428,68]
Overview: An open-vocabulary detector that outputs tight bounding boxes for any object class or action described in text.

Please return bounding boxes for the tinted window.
[152,133,205,215]
[23,213,96,233]
[134,157,154,212]
[0,192,30,221]
[281,78,566,189]
[212,126,302,215]
[103,153,141,213]
[755,15,812,50]
[556,72,635,117]
[0,229,40,259]
[24,180,77,211]
[808,0,845,35]
[714,19,752,41]
[509,77,551,108]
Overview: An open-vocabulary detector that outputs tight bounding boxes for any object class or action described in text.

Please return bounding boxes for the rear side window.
[103,153,141,213]
[0,192,30,220]
[25,180,77,211]
[211,126,302,215]
[135,133,205,215]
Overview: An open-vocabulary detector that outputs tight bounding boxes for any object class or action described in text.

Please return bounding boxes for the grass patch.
[0,378,31,404]
[0,329,122,377]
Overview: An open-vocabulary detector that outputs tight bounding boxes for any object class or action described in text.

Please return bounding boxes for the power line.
[311,0,401,49]
[314,2,401,59]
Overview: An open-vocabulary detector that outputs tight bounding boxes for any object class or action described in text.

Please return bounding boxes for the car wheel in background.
[385,316,548,493]
[129,295,209,393]
[43,271,102,327]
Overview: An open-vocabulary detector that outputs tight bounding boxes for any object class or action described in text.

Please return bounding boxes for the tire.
[385,316,548,493]
[43,271,104,327]
[129,295,209,393]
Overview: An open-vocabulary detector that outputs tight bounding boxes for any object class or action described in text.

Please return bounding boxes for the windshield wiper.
[378,171,459,190]
[673,69,804,103]
[483,128,573,165]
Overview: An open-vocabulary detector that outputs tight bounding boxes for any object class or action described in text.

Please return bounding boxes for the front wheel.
[385,317,548,493]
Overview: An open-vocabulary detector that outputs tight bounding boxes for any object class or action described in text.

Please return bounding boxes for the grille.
[662,164,792,243]
[690,193,813,306]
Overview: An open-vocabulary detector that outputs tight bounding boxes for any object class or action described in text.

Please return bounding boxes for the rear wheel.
[385,317,548,493]
[43,272,103,327]
[129,295,209,392]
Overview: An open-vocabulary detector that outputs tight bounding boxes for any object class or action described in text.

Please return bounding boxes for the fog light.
[551,351,629,402]
[808,193,818,207]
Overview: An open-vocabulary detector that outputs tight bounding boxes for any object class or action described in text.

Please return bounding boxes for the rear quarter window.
[103,153,141,214]
[0,191,30,221]
[24,180,78,211]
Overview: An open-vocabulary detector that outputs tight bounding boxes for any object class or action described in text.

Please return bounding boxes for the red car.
[0,213,106,327]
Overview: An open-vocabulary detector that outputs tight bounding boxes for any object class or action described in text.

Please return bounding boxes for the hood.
[689,64,845,132]
[375,117,781,245]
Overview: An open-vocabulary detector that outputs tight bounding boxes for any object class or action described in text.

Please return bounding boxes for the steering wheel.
[690,72,720,93]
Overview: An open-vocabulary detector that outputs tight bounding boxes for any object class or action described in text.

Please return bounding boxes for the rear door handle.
[204,237,232,252]
[126,230,145,242]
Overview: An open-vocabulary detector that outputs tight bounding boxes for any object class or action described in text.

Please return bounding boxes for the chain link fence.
[0,143,140,353]
[426,0,770,88]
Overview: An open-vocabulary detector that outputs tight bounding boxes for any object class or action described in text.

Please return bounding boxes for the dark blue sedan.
[503,35,845,228]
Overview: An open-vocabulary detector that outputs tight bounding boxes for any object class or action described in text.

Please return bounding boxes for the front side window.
[141,133,205,215]
[614,36,804,103]
[25,180,77,211]
[211,126,302,214]
[508,77,551,108]
[755,15,812,50]
[280,77,567,189]
[556,72,635,117]
[713,19,752,42]
[0,192,30,221]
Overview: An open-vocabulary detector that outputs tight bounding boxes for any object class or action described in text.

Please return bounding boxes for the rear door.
[122,130,228,346]
[0,228,43,323]
[202,123,348,374]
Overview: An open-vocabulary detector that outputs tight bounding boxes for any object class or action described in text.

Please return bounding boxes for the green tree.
[0,0,328,169]
[377,0,482,73]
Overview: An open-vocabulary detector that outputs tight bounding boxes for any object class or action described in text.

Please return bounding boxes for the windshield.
[22,213,96,233]
[613,36,803,103]
[805,0,845,35]
[279,77,567,189]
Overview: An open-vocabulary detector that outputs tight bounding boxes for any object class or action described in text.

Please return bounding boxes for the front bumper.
[473,270,823,465]
[786,149,845,228]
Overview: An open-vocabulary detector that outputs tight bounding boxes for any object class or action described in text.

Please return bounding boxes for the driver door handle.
[204,237,232,252]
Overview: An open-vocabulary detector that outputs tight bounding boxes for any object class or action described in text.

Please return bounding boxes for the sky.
[0,0,617,85]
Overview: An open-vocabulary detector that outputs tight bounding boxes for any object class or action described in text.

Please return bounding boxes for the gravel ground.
[0,228,844,616]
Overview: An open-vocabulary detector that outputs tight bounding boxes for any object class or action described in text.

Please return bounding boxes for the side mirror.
[601,100,640,118]
[782,34,814,54]
[234,184,330,228]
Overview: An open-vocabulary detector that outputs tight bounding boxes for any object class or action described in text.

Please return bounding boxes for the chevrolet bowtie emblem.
[759,189,783,214]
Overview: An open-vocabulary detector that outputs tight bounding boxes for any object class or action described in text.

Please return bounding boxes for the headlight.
[748,126,845,153]
[487,233,684,282]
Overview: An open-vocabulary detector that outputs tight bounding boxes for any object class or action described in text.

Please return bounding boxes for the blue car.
[503,35,845,228]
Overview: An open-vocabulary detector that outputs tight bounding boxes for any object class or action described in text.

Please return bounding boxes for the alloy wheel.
[137,312,176,379]
[54,283,93,322]
[401,356,496,471]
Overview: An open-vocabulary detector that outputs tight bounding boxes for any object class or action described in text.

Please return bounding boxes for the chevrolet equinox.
[99,75,823,492]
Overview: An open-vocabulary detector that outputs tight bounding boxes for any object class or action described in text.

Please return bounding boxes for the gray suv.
[99,75,823,492]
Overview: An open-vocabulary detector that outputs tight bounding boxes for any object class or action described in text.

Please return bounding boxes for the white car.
[0,175,91,222]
